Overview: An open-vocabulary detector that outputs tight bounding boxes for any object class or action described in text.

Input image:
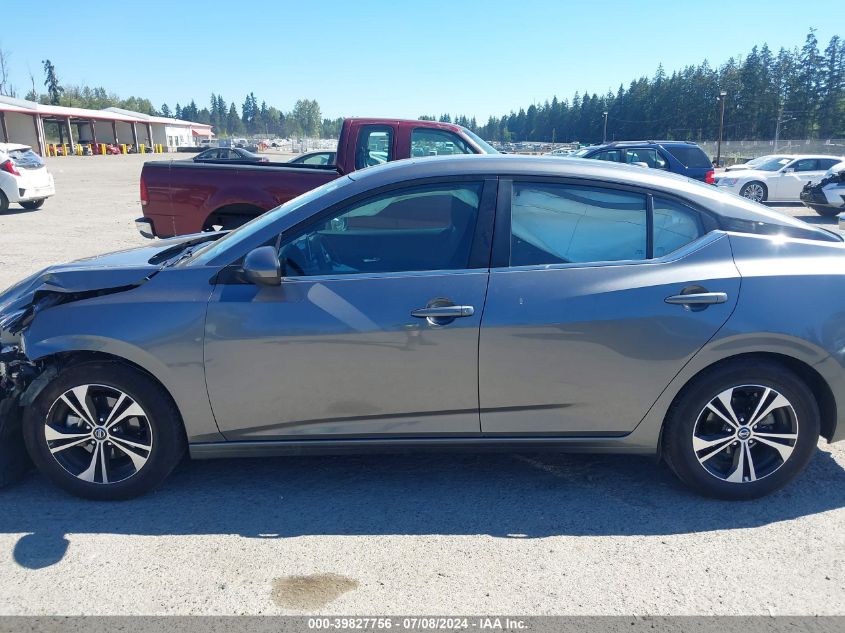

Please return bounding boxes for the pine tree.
[41,59,62,105]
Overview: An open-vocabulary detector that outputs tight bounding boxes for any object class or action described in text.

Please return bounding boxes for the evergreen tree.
[41,59,62,105]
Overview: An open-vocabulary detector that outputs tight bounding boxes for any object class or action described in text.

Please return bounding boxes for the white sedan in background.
[0,143,55,212]
[714,154,844,202]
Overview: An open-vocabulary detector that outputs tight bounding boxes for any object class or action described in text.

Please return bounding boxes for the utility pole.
[716,91,727,168]
[602,112,608,144]
[774,108,795,153]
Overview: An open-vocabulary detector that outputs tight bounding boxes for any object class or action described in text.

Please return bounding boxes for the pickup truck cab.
[138,118,497,237]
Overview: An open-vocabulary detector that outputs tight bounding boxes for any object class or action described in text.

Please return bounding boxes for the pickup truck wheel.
[20,199,45,210]
[22,362,186,500]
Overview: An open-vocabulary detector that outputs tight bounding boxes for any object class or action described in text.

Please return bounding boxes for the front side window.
[355,126,394,169]
[411,129,474,157]
[510,183,647,265]
[279,182,483,276]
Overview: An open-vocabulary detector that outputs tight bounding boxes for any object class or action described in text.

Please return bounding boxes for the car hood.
[0,233,215,335]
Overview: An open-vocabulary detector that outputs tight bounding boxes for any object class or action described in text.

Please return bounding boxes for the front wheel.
[20,199,45,210]
[662,360,819,499]
[808,204,841,218]
[22,362,186,500]
[739,181,767,203]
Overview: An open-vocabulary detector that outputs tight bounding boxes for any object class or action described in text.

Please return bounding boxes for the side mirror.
[243,246,281,286]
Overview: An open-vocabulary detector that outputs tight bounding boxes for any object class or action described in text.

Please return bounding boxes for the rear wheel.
[0,190,8,213]
[20,199,45,210]
[663,360,819,499]
[22,362,186,500]
[739,181,767,203]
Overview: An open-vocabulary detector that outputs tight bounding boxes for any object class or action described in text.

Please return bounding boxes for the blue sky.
[3,1,841,120]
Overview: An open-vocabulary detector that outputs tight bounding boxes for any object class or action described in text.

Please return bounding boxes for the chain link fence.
[700,139,845,164]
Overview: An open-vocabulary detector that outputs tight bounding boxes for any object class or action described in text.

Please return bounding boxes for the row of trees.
[430,30,845,144]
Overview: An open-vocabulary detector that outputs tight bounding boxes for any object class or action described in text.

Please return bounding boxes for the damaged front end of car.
[0,266,160,487]
[801,165,845,217]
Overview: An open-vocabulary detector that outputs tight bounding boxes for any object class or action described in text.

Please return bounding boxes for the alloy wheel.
[692,385,798,483]
[742,183,765,202]
[43,384,154,485]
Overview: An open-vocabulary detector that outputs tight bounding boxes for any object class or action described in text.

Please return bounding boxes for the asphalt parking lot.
[0,155,843,615]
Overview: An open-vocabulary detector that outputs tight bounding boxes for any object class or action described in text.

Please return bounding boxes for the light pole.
[716,91,727,168]
[602,111,608,144]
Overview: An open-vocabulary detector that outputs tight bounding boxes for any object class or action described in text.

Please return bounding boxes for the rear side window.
[592,149,623,162]
[820,158,840,170]
[624,148,669,170]
[663,145,711,168]
[9,148,44,169]
[510,183,647,265]
[355,125,394,169]
[652,198,704,257]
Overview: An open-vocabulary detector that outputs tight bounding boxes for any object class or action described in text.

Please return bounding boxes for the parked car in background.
[138,117,498,237]
[714,155,844,202]
[193,147,268,163]
[544,147,576,157]
[289,150,336,166]
[571,141,715,182]
[724,154,785,172]
[800,160,845,217]
[4,155,845,500]
[0,143,55,212]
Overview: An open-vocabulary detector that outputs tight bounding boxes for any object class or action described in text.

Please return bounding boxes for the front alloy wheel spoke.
[78,443,103,483]
[726,442,747,483]
[110,436,150,471]
[749,393,792,427]
[743,442,757,481]
[754,436,796,462]
[105,400,146,431]
[694,435,735,463]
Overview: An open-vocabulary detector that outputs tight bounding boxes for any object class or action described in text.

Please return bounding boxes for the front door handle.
[665,292,728,306]
[411,305,475,319]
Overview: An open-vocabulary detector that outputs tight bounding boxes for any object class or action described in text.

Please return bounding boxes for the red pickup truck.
[137,117,497,238]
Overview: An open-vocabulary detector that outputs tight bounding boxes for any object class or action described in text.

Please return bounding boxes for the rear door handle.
[411,306,475,319]
[665,292,728,306]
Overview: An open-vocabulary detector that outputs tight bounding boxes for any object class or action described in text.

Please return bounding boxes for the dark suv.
[572,141,715,183]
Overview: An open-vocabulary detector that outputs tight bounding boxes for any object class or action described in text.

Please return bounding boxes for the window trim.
[493,176,716,270]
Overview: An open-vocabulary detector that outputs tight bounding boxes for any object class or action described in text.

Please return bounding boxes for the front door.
[204,179,495,439]
[479,181,740,435]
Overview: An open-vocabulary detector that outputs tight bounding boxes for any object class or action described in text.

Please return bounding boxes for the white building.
[0,95,213,154]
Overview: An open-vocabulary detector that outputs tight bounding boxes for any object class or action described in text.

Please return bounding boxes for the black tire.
[0,190,8,213]
[663,360,819,500]
[739,181,767,203]
[808,204,841,218]
[20,199,45,210]
[22,361,186,500]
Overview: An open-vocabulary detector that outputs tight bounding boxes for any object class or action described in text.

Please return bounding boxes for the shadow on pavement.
[2,447,843,569]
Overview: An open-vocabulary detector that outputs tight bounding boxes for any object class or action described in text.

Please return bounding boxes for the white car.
[0,143,55,212]
[800,160,845,217]
[714,154,844,202]
[545,147,575,157]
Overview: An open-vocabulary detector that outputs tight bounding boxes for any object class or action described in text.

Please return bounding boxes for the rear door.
[776,159,826,199]
[479,179,740,435]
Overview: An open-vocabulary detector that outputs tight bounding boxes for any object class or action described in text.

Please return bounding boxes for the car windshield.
[755,157,793,171]
[460,128,498,154]
[745,155,784,167]
[189,176,355,265]
[572,148,593,157]
[8,147,44,169]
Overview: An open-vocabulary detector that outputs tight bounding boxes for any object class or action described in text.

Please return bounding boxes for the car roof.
[0,142,32,153]
[344,154,827,233]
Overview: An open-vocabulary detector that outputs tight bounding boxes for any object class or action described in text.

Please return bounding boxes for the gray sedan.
[1,155,843,500]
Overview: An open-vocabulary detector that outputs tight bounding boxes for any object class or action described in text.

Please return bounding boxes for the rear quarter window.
[663,145,711,169]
